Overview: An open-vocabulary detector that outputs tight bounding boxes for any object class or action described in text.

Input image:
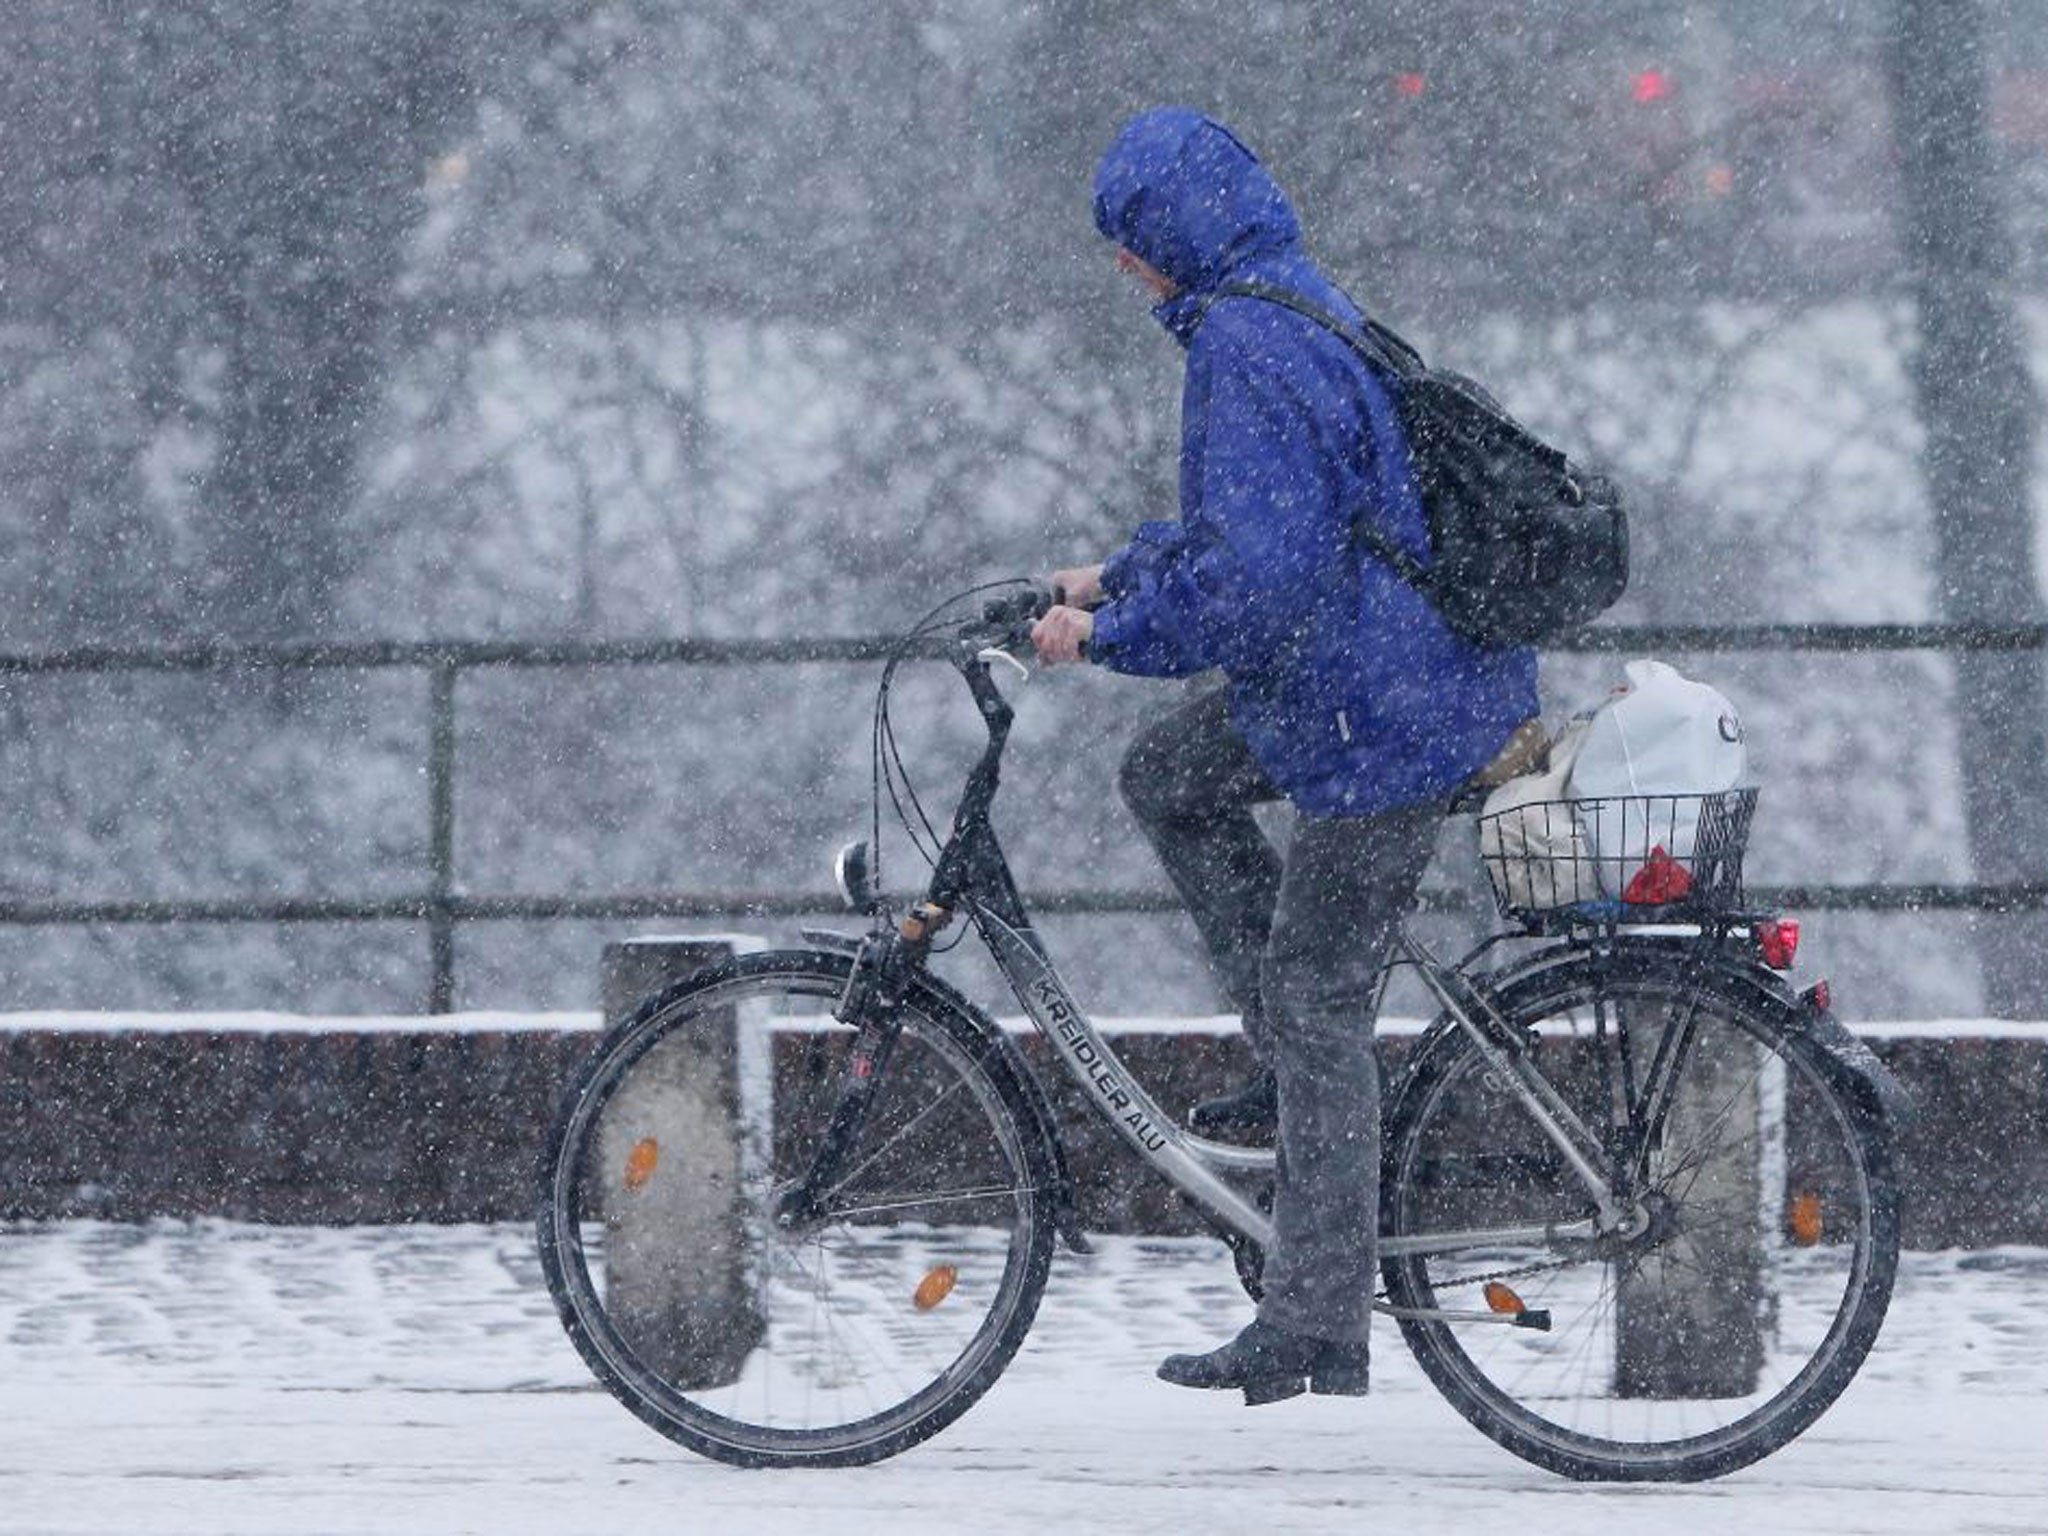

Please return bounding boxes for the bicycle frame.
[812,642,1645,1303]
[976,905,1612,1264]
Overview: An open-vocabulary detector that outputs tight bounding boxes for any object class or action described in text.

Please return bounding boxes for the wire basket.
[1476,788,1759,923]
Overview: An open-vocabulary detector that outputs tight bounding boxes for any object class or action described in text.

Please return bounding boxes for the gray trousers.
[1119,686,1445,1345]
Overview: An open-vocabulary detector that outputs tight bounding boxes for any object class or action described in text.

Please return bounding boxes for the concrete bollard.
[1613,1017,1776,1399]
[596,935,770,1390]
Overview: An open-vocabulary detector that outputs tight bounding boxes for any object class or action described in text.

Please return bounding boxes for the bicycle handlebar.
[953,585,1056,662]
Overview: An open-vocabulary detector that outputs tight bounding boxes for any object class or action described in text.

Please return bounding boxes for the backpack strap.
[1211,278,1427,380]
[1204,278,1437,595]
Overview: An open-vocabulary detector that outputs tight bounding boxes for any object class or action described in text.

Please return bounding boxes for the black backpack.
[1211,279,1628,648]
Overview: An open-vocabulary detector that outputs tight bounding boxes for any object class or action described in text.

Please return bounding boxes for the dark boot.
[1157,1319,1369,1406]
[1187,1064,1278,1140]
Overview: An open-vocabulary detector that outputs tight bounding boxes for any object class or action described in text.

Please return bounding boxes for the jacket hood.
[1092,107,1302,299]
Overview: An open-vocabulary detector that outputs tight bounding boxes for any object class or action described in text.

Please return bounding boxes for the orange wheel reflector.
[1789,1191,1824,1246]
[913,1265,959,1311]
[1483,1281,1527,1316]
[623,1137,660,1193]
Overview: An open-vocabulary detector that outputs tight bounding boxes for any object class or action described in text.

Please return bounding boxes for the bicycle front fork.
[771,930,920,1230]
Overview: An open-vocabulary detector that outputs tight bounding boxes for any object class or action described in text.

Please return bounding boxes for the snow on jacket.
[1086,106,1539,817]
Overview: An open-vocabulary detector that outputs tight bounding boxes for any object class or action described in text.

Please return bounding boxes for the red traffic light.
[1632,69,1672,104]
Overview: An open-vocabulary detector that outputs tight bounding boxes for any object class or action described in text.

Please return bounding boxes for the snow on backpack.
[1210,279,1629,649]
[1567,659,1749,899]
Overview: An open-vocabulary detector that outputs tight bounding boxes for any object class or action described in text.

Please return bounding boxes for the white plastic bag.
[1478,716,1597,910]
[1567,659,1747,896]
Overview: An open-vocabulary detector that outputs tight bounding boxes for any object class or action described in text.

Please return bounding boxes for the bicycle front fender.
[901,965,1091,1255]
[777,939,1088,1253]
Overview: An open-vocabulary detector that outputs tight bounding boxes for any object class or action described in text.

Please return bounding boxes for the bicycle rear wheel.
[537,951,1058,1468]
[1382,952,1899,1481]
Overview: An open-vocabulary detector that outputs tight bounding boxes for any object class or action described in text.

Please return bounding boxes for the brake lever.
[977,646,1031,683]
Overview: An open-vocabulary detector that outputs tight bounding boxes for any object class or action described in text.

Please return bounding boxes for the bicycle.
[537,582,1908,1481]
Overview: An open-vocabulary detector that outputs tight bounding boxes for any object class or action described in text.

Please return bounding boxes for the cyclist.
[1031,106,1538,1400]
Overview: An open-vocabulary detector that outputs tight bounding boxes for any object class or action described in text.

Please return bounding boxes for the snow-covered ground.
[0,1223,2041,1535]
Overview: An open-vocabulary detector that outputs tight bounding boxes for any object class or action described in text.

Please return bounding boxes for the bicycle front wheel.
[537,950,1058,1468]
[1382,951,1899,1481]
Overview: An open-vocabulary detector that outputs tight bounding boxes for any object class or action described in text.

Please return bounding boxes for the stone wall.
[0,986,2039,1248]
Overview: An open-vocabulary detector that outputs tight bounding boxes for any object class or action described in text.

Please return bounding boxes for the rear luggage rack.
[1478,788,1759,928]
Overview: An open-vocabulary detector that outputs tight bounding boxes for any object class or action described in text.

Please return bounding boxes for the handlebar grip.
[979,586,1055,627]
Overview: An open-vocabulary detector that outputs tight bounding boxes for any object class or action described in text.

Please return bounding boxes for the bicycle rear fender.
[1782,988,1918,1130]
[799,934,1089,1253]
[1665,951,1916,1131]
[1408,940,1915,1131]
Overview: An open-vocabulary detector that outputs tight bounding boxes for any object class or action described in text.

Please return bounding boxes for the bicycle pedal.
[1241,1375,1308,1407]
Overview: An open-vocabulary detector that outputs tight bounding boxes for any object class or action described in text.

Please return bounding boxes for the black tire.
[1381,951,1899,1481]
[536,950,1058,1468]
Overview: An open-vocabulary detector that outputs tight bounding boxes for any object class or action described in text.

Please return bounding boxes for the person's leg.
[1157,798,1445,1399]
[1253,799,1446,1345]
[1118,686,1284,1026]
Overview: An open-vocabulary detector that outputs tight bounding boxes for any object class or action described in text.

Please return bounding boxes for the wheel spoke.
[821,1184,1043,1222]
[820,1068,976,1207]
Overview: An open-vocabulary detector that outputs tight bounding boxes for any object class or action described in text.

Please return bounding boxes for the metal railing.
[1,621,2044,1011]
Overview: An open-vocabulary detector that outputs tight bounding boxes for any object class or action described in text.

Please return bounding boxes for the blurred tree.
[1888,0,2048,1014]
[0,0,2025,1019]
[0,1,473,641]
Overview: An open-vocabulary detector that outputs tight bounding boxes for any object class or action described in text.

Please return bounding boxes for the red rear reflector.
[1804,979,1832,1013]
[1757,918,1800,970]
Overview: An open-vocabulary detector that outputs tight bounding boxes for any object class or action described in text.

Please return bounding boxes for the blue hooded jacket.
[1087,107,1538,816]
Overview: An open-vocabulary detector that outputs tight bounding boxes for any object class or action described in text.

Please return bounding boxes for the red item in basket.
[1623,846,1695,905]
